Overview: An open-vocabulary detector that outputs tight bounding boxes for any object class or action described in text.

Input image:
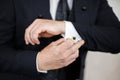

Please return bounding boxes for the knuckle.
[76,50,79,56]
[60,54,67,60]
[60,61,66,67]
[59,63,65,68]
[75,52,79,58]
[35,19,39,22]
[63,62,69,67]
[73,52,79,59]
[60,58,68,67]
[25,28,29,33]
[70,48,74,53]
[60,57,66,63]
[66,39,74,45]
[32,30,39,35]
[32,32,37,36]
[58,60,64,67]
[54,49,60,56]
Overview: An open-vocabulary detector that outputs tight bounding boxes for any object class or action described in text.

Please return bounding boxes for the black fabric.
[0,0,120,80]
[55,0,70,20]
[41,70,58,80]
[46,0,72,80]
[56,0,79,80]
[41,69,66,80]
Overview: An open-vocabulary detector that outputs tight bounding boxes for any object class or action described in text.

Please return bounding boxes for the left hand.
[37,38,85,71]
[25,19,65,45]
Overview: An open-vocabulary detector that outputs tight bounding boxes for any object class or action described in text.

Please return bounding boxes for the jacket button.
[38,14,43,18]
[81,6,87,11]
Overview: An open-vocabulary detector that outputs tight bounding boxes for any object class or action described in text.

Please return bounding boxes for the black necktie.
[41,1,74,80]
[55,0,70,20]
[55,0,76,80]
[41,1,70,80]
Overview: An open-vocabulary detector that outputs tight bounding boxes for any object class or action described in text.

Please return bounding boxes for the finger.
[72,40,85,51]
[57,38,74,52]
[28,23,40,45]
[63,50,79,67]
[24,33,29,45]
[30,24,42,44]
[25,20,37,44]
[40,32,54,38]
[25,29,35,45]
[66,50,79,61]
[64,58,76,67]
[25,19,38,45]
[63,40,84,57]
[50,38,65,46]
[62,49,79,62]
[69,40,85,53]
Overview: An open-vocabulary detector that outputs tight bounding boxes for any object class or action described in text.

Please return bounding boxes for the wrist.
[36,52,48,73]
[37,52,46,71]
[57,21,65,34]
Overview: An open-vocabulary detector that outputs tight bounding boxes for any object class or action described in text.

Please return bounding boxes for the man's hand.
[37,38,85,71]
[25,19,65,45]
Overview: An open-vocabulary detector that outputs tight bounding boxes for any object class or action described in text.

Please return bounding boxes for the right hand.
[37,38,85,71]
[25,19,65,45]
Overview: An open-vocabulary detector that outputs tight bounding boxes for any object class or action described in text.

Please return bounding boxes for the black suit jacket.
[0,0,120,80]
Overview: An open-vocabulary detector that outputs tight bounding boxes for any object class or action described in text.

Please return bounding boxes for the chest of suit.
[13,0,99,50]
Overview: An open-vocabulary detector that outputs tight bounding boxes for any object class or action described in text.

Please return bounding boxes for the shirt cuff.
[36,52,47,73]
[63,21,82,42]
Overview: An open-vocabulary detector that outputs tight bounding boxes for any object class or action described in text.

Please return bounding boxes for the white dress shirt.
[50,0,81,42]
[50,0,73,20]
[37,0,81,73]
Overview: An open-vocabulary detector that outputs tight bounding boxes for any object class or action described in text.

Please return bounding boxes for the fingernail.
[26,41,29,45]
[37,42,40,45]
[32,43,35,45]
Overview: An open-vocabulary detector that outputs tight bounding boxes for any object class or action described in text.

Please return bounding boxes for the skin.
[25,19,65,45]
[24,19,85,70]
[37,38,84,70]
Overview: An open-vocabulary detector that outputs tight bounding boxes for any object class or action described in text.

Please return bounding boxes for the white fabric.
[36,52,47,73]
[64,21,81,42]
[50,0,73,20]
[50,0,81,42]
[37,0,81,73]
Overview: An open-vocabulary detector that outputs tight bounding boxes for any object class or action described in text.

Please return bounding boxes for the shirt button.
[81,6,87,11]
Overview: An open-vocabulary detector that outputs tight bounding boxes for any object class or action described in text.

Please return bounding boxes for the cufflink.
[72,36,77,43]
[72,36,76,40]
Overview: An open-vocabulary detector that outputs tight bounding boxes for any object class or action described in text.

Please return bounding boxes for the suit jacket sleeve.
[73,0,120,53]
[0,0,39,76]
